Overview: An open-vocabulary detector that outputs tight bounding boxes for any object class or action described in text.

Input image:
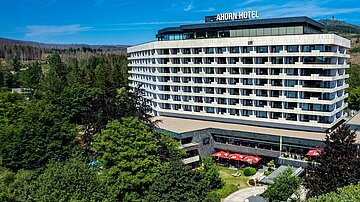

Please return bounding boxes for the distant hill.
[0,37,128,52]
[0,37,128,61]
[319,19,360,35]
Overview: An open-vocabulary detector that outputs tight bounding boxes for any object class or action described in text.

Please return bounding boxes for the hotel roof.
[158,16,324,35]
[154,116,360,143]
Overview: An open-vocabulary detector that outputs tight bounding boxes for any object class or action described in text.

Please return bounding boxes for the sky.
[0,0,360,45]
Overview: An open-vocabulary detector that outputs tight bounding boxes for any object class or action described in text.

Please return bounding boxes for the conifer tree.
[304,124,360,197]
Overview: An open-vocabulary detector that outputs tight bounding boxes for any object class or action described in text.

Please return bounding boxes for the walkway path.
[223,186,267,202]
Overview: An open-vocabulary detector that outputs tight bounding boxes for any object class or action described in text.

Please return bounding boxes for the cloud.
[184,2,193,11]
[240,0,360,18]
[237,0,262,7]
[25,24,93,37]
[112,20,203,26]
[192,7,216,13]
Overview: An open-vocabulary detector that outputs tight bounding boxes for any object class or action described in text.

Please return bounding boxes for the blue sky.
[0,0,359,45]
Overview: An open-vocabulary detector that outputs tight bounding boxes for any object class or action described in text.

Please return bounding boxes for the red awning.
[211,151,229,159]
[306,149,322,156]
[242,156,262,164]
[228,153,246,161]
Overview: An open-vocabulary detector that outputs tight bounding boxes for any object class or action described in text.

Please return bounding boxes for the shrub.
[248,179,256,186]
[264,170,271,176]
[267,160,275,171]
[203,191,221,202]
[213,183,238,199]
[243,167,256,176]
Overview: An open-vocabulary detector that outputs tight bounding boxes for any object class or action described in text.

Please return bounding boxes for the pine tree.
[304,124,360,197]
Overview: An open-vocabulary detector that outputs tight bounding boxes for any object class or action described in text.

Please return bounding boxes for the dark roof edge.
[158,16,324,34]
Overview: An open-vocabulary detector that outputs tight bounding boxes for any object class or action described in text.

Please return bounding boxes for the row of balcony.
[130,45,347,58]
[154,106,343,127]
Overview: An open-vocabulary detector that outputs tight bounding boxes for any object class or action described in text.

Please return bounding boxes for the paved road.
[223,186,267,202]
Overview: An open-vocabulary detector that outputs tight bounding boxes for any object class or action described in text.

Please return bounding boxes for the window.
[270,45,283,53]
[230,47,239,53]
[256,46,268,53]
[256,111,267,118]
[196,31,206,39]
[205,48,214,54]
[287,45,299,52]
[207,31,217,38]
[219,30,230,37]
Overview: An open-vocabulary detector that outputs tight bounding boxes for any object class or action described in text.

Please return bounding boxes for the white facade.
[128,34,350,131]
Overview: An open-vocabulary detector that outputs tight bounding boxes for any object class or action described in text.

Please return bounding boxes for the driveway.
[223,186,267,202]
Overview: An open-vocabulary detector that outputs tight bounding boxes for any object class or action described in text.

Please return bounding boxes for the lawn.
[213,166,251,199]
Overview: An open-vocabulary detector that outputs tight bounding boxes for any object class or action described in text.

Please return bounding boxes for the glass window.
[286,80,298,87]
[243,29,250,37]
[219,30,230,37]
[230,30,237,37]
[205,47,214,54]
[286,26,295,34]
[249,29,256,37]
[256,28,264,36]
[188,32,195,39]
[264,28,271,36]
[271,27,279,35]
[196,31,206,39]
[257,46,268,53]
[230,47,239,53]
[294,26,303,34]
[237,29,243,37]
[207,31,217,38]
[279,27,286,35]
[287,46,299,52]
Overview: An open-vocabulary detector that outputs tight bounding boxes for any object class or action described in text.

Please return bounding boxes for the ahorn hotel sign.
[205,10,259,22]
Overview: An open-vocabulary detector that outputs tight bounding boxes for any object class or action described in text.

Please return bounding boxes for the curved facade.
[127,17,350,132]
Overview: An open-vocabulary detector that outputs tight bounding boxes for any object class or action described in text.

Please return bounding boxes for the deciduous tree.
[263,167,301,201]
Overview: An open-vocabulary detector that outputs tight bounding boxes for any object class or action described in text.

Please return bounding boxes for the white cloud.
[192,7,216,13]
[112,20,203,26]
[25,24,93,37]
[240,0,360,19]
[184,2,193,11]
[237,0,262,7]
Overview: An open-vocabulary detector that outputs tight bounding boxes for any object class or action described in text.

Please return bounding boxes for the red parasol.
[242,156,262,164]
[211,151,229,159]
[228,153,247,161]
[306,149,322,156]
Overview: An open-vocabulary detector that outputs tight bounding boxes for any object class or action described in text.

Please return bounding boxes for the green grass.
[213,166,251,199]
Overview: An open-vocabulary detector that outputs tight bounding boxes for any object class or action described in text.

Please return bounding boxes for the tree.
[28,156,111,202]
[308,182,360,202]
[0,92,25,125]
[0,98,78,171]
[144,161,210,202]
[18,62,42,88]
[263,167,301,201]
[347,86,360,110]
[92,118,162,201]
[201,157,223,190]
[347,64,360,89]
[0,167,34,202]
[304,124,360,197]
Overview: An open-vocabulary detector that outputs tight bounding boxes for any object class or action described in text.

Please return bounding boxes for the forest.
[0,53,222,201]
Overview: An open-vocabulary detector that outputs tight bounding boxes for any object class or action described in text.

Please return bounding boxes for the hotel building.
[128,16,354,166]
